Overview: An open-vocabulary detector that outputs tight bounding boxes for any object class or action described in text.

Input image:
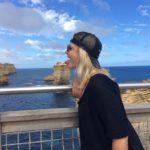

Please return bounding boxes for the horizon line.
[16,65,150,69]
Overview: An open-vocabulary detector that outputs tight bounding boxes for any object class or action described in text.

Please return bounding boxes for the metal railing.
[0,82,150,95]
[0,85,72,95]
[0,83,150,150]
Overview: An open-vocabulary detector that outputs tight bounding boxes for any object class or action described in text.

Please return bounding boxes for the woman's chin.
[65,60,76,69]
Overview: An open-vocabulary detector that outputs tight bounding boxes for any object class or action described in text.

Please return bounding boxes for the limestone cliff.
[121,79,150,104]
[121,88,150,104]
[0,74,8,85]
[44,62,70,85]
[0,63,16,75]
[0,63,16,85]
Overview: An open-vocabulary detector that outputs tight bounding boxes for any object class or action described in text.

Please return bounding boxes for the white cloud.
[124,28,133,32]
[24,39,66,53]
[134,23,147,27]
[19,0,42,5]
[0,48,19,63]
[39,10,114,36]
[101,51,111,56]
[0,3,45,34]
[36,52,57,62]
[0,30,6,35]
[124,27,142,34]
[141,9,149,16]
[0,2,113,37]
[0,48,43,66]
[42,10,58,22]
[31,0,42,4]
[37,53,51,57]
[63,20,77,31]
[138,5,150,17]
[24,56,34,61]
[24,39,43,49]
[118,22,147,28]
[0,49,14,57]
[58,14,78,31]
[0,3,78,35]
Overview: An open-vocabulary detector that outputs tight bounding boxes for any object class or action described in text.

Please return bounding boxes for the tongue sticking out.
[64,59,76,69]
[64,60,70,66]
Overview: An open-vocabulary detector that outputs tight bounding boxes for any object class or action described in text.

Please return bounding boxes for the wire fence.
[1,127,80,150]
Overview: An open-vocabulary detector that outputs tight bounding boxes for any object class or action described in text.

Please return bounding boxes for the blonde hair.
[75,48,109,90]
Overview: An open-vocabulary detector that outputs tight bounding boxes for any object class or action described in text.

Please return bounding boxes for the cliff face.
[0,74,8,85]
[0,63,16,85]
[121,88,150,104]
[0,63,16,75]
[121,79,150,104]
[44,63,70,85]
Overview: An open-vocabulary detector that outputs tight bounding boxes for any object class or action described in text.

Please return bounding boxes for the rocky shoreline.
[0,63,16,85]
[121,79,150,104]
[121,88,150,104]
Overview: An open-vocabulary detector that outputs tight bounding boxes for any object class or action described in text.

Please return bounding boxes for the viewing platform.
[0,83,150,150]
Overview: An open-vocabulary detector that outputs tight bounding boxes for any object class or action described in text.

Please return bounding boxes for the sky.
[0,0,150,68]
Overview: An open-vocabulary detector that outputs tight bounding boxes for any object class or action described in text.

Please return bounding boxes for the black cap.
[70,31,102,68]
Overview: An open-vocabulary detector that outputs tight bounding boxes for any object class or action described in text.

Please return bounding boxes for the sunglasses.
[66,45,73,52]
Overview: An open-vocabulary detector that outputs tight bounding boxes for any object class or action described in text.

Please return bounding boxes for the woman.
[65,31,144,150]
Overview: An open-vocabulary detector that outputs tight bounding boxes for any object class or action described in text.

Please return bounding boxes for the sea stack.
[0,63,16,75]
[53,62,70,85]
[0,74,8,85]
[0,63,16,85]
[44,62,70,85]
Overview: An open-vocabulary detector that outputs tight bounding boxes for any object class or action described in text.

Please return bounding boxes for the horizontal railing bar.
[0,83,150,95]
[0,104,150,133]
[119,82,150,89]
[0,85,72,95]
[0,108,78,122]
[125,103,150,114]
[0,108,79,133]
[0,104,150,123]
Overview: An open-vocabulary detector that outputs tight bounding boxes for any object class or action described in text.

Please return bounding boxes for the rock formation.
[0,63,16,85]
[121,88,150,104]
[0,63,16,75]
[44,62,70,85]
[44,74,55,81]
[121,79,150,104]
[0,74,8,85]
[142,79,150,83]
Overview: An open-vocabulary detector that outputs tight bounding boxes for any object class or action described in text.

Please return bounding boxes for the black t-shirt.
[78,74,144,150]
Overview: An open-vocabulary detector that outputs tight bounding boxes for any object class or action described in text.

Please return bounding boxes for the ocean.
[0,66,150,112]
[0,66,150,150]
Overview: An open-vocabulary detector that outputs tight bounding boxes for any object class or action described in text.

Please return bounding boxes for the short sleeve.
[89,75,129,139]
